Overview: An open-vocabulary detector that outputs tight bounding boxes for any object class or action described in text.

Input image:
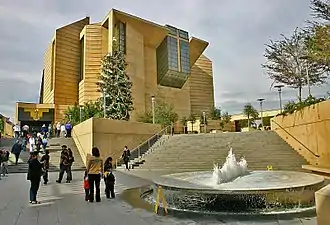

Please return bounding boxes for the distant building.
[230,109,281,131]
[16,9,215,129]
[0,113,14,137]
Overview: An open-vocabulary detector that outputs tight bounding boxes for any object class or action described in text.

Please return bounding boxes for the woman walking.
[86,147,103,202]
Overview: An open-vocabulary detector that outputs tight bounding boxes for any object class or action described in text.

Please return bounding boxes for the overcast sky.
[0,0,329,120]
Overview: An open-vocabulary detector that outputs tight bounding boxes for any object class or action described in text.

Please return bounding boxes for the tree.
[0,119,4,133]
[82,101,102,120]
[210,106,221,120]
[306,0,330,70]
[136,100,178,127]
[64,101,102,126]
[188,113,196,132]
[64,103,80,125]
[221,111,231,123]
[243,103,259,128]
[262,28,327,101]
[180,117,188,134]
[97,39,133,120]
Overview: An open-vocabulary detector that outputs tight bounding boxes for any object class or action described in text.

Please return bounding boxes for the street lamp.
[151,96,155,124]
[300,56,311,96]
[202,111,206,133]
[257,98,265,130]
[274,84,284,113]
[103,89,106,118]
[79,105,83,122]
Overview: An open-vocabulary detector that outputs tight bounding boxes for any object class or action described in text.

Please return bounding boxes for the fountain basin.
[149,171,325,214]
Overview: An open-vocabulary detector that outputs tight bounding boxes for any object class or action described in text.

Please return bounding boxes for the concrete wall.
[271,100,330,166]
[72,118,161,165]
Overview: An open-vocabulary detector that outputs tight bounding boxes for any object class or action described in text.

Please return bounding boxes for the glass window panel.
[179,30,189,39]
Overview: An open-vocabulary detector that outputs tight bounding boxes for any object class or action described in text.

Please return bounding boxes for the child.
[83,171,90,201]
[104,157,115,199]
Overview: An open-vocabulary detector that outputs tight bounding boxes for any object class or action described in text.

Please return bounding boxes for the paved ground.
[0,169,318,225]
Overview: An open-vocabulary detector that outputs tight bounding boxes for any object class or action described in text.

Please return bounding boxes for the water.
[212,148,248,184]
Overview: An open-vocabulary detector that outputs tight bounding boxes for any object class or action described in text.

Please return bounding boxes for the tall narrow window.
[79,37,85,82]
[51,40,55,91]
[117,21,126,54]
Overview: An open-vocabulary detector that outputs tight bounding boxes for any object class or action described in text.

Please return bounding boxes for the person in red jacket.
[83,171,90,201]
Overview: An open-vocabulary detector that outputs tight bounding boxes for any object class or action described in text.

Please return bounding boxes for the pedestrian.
[83,171,90,201]
[1,150,9,177]
[11,140,22,165]
[56,149,70,183]
[122,146,131,171]
[27,151,42,204]
[67,148,75,182]
[65,121,72,138]
[86,147,103,202]
[56,122,61,138]
[40,150,50,185]
[28,136,35,152]
[104,157,115,199]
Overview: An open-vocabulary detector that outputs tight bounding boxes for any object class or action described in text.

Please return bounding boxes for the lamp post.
[151,96,155,124]
[274,84,284,113]
[103,89,106,118]
[79,105,83,122]
[202,111,206,133]
[306,63,311,96]
[257,98,265,130]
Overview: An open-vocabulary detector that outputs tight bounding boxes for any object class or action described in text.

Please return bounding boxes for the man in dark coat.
[27,151,42,204]
[11,140,22,165]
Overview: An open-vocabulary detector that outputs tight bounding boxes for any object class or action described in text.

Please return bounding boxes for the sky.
[0,0,329,120]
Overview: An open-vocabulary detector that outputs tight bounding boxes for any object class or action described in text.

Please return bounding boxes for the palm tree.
[243,103,258,128]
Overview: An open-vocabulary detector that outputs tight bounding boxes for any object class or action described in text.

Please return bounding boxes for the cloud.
[0,0,329,121]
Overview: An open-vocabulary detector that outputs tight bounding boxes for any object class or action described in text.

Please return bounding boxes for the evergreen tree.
[97,40,133,120]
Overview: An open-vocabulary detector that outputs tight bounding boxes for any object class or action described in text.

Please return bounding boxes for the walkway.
[0,169,318,225]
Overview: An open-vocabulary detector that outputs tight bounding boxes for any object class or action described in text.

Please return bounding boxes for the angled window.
[51,40,55,91]
[79,37,85,82]
[116,21,126,54]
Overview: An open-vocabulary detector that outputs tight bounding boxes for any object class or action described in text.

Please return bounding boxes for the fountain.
[145,149,325,215]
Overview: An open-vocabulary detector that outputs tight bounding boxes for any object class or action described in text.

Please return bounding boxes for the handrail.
[131,125,171,153]
[271,119,319,158]
[115,125,171,165]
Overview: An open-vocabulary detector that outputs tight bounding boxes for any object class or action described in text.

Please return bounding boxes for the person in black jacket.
[40,150,50,185]
[104,157,115,198]
[11,140,22,165]
[122,146,131,171]
[27,151,42,204]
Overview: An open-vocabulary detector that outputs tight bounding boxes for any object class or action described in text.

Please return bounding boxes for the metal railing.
[271,119,319,158]
[116,126,172,167]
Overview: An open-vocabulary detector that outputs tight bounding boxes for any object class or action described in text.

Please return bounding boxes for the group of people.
[54,121,73,138]
[84,147,116,202]
[56,145,75,183]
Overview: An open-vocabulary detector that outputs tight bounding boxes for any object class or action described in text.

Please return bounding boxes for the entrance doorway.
[21,121,52,136]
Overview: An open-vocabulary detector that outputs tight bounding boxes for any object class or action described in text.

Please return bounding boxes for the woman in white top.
[29,136,35,152]
[60,125,66,137]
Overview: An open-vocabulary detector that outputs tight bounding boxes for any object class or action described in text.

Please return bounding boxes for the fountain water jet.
[147,149,325,215]
[212,148,248,184]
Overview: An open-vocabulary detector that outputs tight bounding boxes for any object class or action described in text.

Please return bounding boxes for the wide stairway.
[137,131,307,172]
[7,137,85,173]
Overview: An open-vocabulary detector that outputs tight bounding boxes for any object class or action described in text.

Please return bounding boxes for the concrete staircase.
[7,137,85,173]
[134,131,307,172]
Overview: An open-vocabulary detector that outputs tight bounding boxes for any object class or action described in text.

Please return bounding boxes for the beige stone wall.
[315,184,330,225]
[271,100,330,166]
[72,118,161,165]
[72,118,93,165]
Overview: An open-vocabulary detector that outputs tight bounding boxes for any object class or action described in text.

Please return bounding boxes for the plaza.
[0,170,318,225]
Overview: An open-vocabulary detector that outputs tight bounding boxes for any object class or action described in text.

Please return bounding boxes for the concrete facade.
[17,9,215,124]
